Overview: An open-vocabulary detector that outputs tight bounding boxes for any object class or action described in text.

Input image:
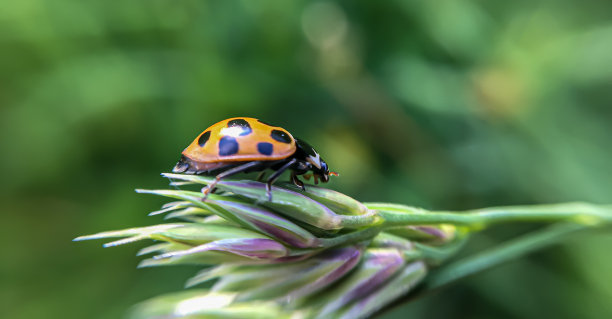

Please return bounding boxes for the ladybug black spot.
[218,136,239,156]
[198,131,211,147]
[271,129,292,144]
[257,142,274,155]
[227,119,252,136]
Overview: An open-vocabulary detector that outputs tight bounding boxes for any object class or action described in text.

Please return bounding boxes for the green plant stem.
[367,202,612,230]
[422,222,588,290]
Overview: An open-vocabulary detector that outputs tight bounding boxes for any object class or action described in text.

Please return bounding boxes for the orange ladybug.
[173,117,337,200]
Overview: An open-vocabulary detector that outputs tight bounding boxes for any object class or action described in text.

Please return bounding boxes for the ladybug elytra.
[173,117,337,200]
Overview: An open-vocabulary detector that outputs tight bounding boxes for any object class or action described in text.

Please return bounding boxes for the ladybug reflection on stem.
[172,117,338,200]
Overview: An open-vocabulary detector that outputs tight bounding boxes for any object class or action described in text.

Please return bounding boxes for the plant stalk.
[368,202,612,230]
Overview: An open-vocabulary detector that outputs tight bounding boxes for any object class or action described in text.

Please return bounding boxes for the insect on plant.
[172,117,338,200]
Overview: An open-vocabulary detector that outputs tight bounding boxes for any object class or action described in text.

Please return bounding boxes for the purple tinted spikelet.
[154,238,289,260]
[314,249,407,318]
[205,198,320,248]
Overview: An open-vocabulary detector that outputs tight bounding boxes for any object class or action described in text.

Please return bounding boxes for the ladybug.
[172,117,338,200]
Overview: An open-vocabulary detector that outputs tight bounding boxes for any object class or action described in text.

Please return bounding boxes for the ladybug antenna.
[329,171,339,177]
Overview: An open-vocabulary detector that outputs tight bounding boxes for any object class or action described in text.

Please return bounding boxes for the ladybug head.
[311,155,339,183]
[295,139,338,183]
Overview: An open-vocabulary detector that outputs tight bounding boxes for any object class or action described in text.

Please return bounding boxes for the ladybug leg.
[291,171,306,191]
[265,158,297,201]
[201,161,263,199]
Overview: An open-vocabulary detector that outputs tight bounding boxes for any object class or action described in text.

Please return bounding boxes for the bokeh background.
[2,1,612,318]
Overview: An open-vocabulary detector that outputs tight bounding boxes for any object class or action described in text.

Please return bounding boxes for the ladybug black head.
[294,139,336,183]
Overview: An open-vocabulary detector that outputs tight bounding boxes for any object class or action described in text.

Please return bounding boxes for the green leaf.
[422,223,589,290]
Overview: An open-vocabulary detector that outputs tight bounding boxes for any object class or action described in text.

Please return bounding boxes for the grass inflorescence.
[75,173,612,319]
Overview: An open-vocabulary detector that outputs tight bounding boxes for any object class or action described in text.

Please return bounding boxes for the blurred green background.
[2,1,612,318]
